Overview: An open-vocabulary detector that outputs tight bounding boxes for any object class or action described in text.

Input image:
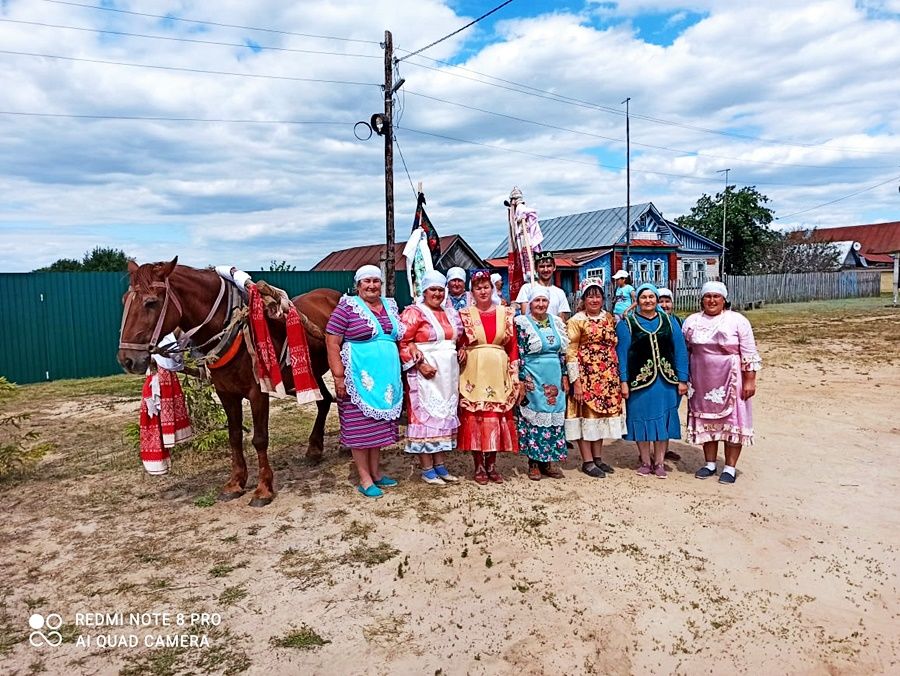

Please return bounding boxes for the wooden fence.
[670,270,882,312]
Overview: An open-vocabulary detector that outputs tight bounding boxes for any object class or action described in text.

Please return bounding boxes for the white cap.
[612,269,629,280]
[421,270,447,291]
[528,286,550,302]
[490,273,502,285]
[446,267,466,282]
[657,287,673,299]
[700,281,728,299]
[354,264,383,284]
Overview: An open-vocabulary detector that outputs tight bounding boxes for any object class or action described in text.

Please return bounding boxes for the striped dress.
[326,297,400,449]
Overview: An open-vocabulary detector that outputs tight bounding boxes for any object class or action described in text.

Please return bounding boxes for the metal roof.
[802,222,900,259]
[489,203,655,257]
[311,235,484,271]
[666,220,726,254]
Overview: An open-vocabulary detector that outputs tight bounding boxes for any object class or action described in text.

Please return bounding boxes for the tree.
[676,186,778,275]
[267,260,296,272]
[760,228,841,273]
[34,246,130,272]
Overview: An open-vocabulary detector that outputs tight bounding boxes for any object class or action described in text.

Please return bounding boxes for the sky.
[0,0,899,271]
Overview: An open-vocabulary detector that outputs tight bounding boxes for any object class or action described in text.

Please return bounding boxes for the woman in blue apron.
[326,265,404,498]
[514,286,569,481]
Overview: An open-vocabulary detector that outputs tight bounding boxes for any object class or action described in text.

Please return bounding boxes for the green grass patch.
[218,585,248,606]
[269,624,331,650]
[20,374,144,399]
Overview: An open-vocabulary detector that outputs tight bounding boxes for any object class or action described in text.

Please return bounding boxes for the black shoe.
[718,471,736,485]
[580,462,605,478]
[594,460,615,474]
[695,466,717,479]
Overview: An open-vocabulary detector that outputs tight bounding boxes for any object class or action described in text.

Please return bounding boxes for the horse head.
[117,257,181,374]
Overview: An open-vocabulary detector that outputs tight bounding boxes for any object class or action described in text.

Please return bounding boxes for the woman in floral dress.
[514,286,568,481]
[565,278,627,478]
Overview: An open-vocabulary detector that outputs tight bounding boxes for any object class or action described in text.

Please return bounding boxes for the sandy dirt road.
[1,299,898,675]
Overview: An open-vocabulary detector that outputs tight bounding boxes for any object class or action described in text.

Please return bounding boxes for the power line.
[0,110,354,125]
[397,0,515,62]
[0,18,382,59]
[41,0,380,44]
[403,89,895,171]
[396,54,899,157]
[776,174,900,220]
[0,49,381,87]
[393,133,419,200]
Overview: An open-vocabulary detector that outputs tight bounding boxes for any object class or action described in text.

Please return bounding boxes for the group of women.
[325,264,761,498]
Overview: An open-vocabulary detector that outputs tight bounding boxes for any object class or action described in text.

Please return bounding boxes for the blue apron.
[341,297,403,421]
[521,317,565,420]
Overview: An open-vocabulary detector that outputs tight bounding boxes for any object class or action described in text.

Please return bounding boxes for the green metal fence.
[0,270,412,384]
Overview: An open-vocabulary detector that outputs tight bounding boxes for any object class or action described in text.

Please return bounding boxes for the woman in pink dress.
[682,281,761,485]
[399,270,463,486]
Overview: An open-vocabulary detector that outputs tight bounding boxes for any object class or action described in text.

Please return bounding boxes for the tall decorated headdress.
[504,186,545,302]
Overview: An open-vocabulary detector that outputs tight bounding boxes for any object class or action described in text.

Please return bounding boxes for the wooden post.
[383,30,395,297]
[893,252,899,306]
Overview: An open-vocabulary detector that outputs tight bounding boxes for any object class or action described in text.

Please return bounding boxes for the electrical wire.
[0,110,354,125]
[403,90,896,171]
[393,133,419,200]
[40,0,381,44]
[0,18,382,59]
[397,55,899,157]
[397,0,515,62]
[775,175,900,220]
[0,49,381,87]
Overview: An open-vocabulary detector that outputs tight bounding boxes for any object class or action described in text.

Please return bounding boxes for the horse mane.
[131,260,185,291]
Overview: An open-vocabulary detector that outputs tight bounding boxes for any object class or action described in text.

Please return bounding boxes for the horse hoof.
[249,496,274,508]
[218,491,245,502]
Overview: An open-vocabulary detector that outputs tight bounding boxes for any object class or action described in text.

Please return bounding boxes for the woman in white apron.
[399,270,463,486]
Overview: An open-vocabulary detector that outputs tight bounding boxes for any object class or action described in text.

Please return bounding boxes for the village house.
[486,202,723,297]
[311,234,486,275]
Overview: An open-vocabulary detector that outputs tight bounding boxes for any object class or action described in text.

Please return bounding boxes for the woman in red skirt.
[457,270,522,483]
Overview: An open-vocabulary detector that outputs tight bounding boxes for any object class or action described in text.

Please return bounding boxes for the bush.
[0,377,51,479]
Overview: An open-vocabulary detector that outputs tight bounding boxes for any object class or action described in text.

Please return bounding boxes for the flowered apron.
[687,340,740,419]
[521,317,564,423]
[414,304,459,420]
[459,306,514,407]
[341,297,403,421]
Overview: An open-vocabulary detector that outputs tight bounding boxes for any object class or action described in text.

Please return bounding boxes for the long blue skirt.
[624,378,682,441]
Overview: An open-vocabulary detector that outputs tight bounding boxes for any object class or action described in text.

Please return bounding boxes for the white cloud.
[0,0,898,272]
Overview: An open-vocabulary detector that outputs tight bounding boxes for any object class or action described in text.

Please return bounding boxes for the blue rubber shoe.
[357,484,384,498]
[374,475,398,488]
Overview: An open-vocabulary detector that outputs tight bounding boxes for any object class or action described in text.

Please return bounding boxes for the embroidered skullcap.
[612,269,629,280]
[579,277,604,295]
[490,272,502,285]
[657,287,673,299]
[700,281,728,299]
[469,268,491,289]
[528,285,551,302]
[533,250,555,264]
[446,267,466,282]
[354,264,383,284]
[636,282,659,299]
[421,270,447,291]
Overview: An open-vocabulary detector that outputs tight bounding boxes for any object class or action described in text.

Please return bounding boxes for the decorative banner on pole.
[504,186,544,301]
[403,190,441,301]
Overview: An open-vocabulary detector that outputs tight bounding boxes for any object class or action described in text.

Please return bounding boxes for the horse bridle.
[118,275,227,357]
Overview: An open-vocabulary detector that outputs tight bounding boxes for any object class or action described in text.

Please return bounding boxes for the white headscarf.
[421,270,447,291]
[700,281,728,299]
[354,264,383,284]
[490,273,502,286]
[657,287,673,299]
[528,285,551,302]
[446,267,466,283]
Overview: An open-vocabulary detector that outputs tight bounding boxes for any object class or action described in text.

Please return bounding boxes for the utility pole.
[383,30,395,296]
[717,168,730,279]
[622,97,631,276]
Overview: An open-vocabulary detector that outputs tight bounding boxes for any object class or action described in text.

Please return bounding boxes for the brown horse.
[117,258,339,506]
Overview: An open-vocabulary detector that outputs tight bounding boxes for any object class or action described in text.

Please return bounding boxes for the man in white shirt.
[514,251,571,320]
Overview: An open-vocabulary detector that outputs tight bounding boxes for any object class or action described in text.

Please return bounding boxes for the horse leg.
[248,388,275,507]
[218,392,248,501]
[305,372,332,463]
